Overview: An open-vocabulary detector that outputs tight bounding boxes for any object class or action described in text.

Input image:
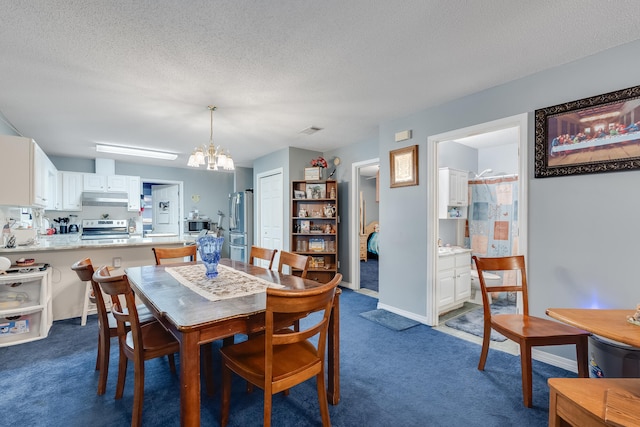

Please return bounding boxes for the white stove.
[81,219,130,240]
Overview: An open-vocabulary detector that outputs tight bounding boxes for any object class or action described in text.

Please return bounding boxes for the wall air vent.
[299,126,323,135]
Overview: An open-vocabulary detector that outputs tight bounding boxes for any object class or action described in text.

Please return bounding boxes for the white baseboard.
[377,302,430,325]
[532,348,579,373]
[340,280,355,290]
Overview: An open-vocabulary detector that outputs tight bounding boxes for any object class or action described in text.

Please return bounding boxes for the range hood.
[82,192,129,207]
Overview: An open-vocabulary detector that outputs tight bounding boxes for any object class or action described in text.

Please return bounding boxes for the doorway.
[426,113,528,326]
[349,158,380,291]
[141,179,184,237]
[256,168,284,268]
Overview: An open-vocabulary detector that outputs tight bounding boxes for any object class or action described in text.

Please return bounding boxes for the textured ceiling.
[1,1,640,169]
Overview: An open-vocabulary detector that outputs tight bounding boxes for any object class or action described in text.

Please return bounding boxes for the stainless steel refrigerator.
[228,191,253,263]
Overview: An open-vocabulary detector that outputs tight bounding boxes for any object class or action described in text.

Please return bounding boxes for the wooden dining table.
[125,258,341,427]
[545,308,640,347]
[545,308,640,427]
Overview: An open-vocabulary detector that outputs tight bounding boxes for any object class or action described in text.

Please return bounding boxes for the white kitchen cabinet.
[107,175,128,192]
[127,175,141,211]
[438,250,471,314]
[61,171,84,211]
[44,156,60,210]
[0,268,52,347]
[0,135,57,208]
[438,167,468,219]
[83,173,106,191]
[83,173,130,193]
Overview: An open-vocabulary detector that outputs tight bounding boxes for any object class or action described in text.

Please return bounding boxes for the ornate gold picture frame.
[390,145,418,188]
[535,85,640,178]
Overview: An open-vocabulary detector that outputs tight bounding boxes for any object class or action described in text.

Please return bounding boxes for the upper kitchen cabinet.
[43,153,60,210]
[438,167,469,219]
[61,171,84,211]
[81,173,140,211]
[83,173,129,193]
[127,175,141,211]
[0,135,54,208]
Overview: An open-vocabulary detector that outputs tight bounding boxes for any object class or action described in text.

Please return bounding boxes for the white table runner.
[164,263,284,302]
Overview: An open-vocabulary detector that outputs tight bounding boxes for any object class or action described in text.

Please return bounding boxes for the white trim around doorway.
[425,113,529,326]
[141,178,184,238]
[349,157,380,291]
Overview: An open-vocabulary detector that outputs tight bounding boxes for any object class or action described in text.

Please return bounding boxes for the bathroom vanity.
[437,248,471,314]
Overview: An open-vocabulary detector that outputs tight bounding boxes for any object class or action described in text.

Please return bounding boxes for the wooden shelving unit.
[291,179,338,283]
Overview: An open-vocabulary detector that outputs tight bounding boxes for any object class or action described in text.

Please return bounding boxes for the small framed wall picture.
[304,167,321,180]
[390,144,418,188]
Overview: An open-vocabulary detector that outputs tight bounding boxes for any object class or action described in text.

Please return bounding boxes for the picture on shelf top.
[306,183,326,199]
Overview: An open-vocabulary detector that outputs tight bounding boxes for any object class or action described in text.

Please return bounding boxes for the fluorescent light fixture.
[96,144,178,160]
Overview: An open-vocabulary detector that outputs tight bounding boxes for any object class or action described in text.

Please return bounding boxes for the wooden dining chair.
[93,265,179,427]
[472,255,590,408]
[152,245,197,265]
[277,251,311,332]
[249,246,278,269]
[71,258,155,396]
[277,250,310,278]
[220,273,342,427]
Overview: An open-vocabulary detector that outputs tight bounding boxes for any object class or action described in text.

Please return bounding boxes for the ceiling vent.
[299,126,323,135]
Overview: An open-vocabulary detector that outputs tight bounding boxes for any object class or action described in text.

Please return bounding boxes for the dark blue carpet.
[360,258,378,292]
[0,289,574,426]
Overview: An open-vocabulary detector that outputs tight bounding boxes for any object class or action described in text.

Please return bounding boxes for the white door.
[151,184,180,236]
[258,170,283,268]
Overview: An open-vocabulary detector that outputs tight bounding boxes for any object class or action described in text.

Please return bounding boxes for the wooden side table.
[548,378,640,426]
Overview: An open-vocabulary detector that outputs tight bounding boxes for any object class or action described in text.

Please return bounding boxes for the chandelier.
[187,106,235,171]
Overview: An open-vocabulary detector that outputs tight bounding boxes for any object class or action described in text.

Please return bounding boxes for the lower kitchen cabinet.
[438,250,471,315]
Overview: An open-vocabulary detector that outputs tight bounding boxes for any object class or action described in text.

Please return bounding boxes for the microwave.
[185,219,212,233]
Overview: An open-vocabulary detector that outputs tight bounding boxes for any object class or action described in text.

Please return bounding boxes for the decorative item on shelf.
[323,204,336,218]
[196,235,224,278]
[304,156,327,180]
[309,238,325,252]
[329,186,336,199]
[0,256,10,273]
[187,106,235,171]
[310,224,323,234]
[298,208,308,218]
[15,258,35,267]
[311,256,325,268]
[5,235,16,249]
[306,183,326,199]
[300,220,310,233]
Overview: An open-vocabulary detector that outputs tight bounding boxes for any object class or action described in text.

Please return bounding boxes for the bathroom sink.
[438,247,469,254]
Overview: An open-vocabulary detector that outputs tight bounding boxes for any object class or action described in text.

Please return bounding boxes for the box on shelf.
[309,238,325,252]
[0,317,30,335]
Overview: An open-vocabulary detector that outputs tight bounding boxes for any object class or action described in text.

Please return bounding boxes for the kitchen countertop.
[0,234,190,253]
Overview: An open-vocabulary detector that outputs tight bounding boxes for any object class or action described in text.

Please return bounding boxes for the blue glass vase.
[197,235,224,278]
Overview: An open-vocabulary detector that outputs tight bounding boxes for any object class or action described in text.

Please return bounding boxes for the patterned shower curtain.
[464,175,519,258]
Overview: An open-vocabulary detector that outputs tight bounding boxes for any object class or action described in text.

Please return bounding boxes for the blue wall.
[377,39,640,360]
